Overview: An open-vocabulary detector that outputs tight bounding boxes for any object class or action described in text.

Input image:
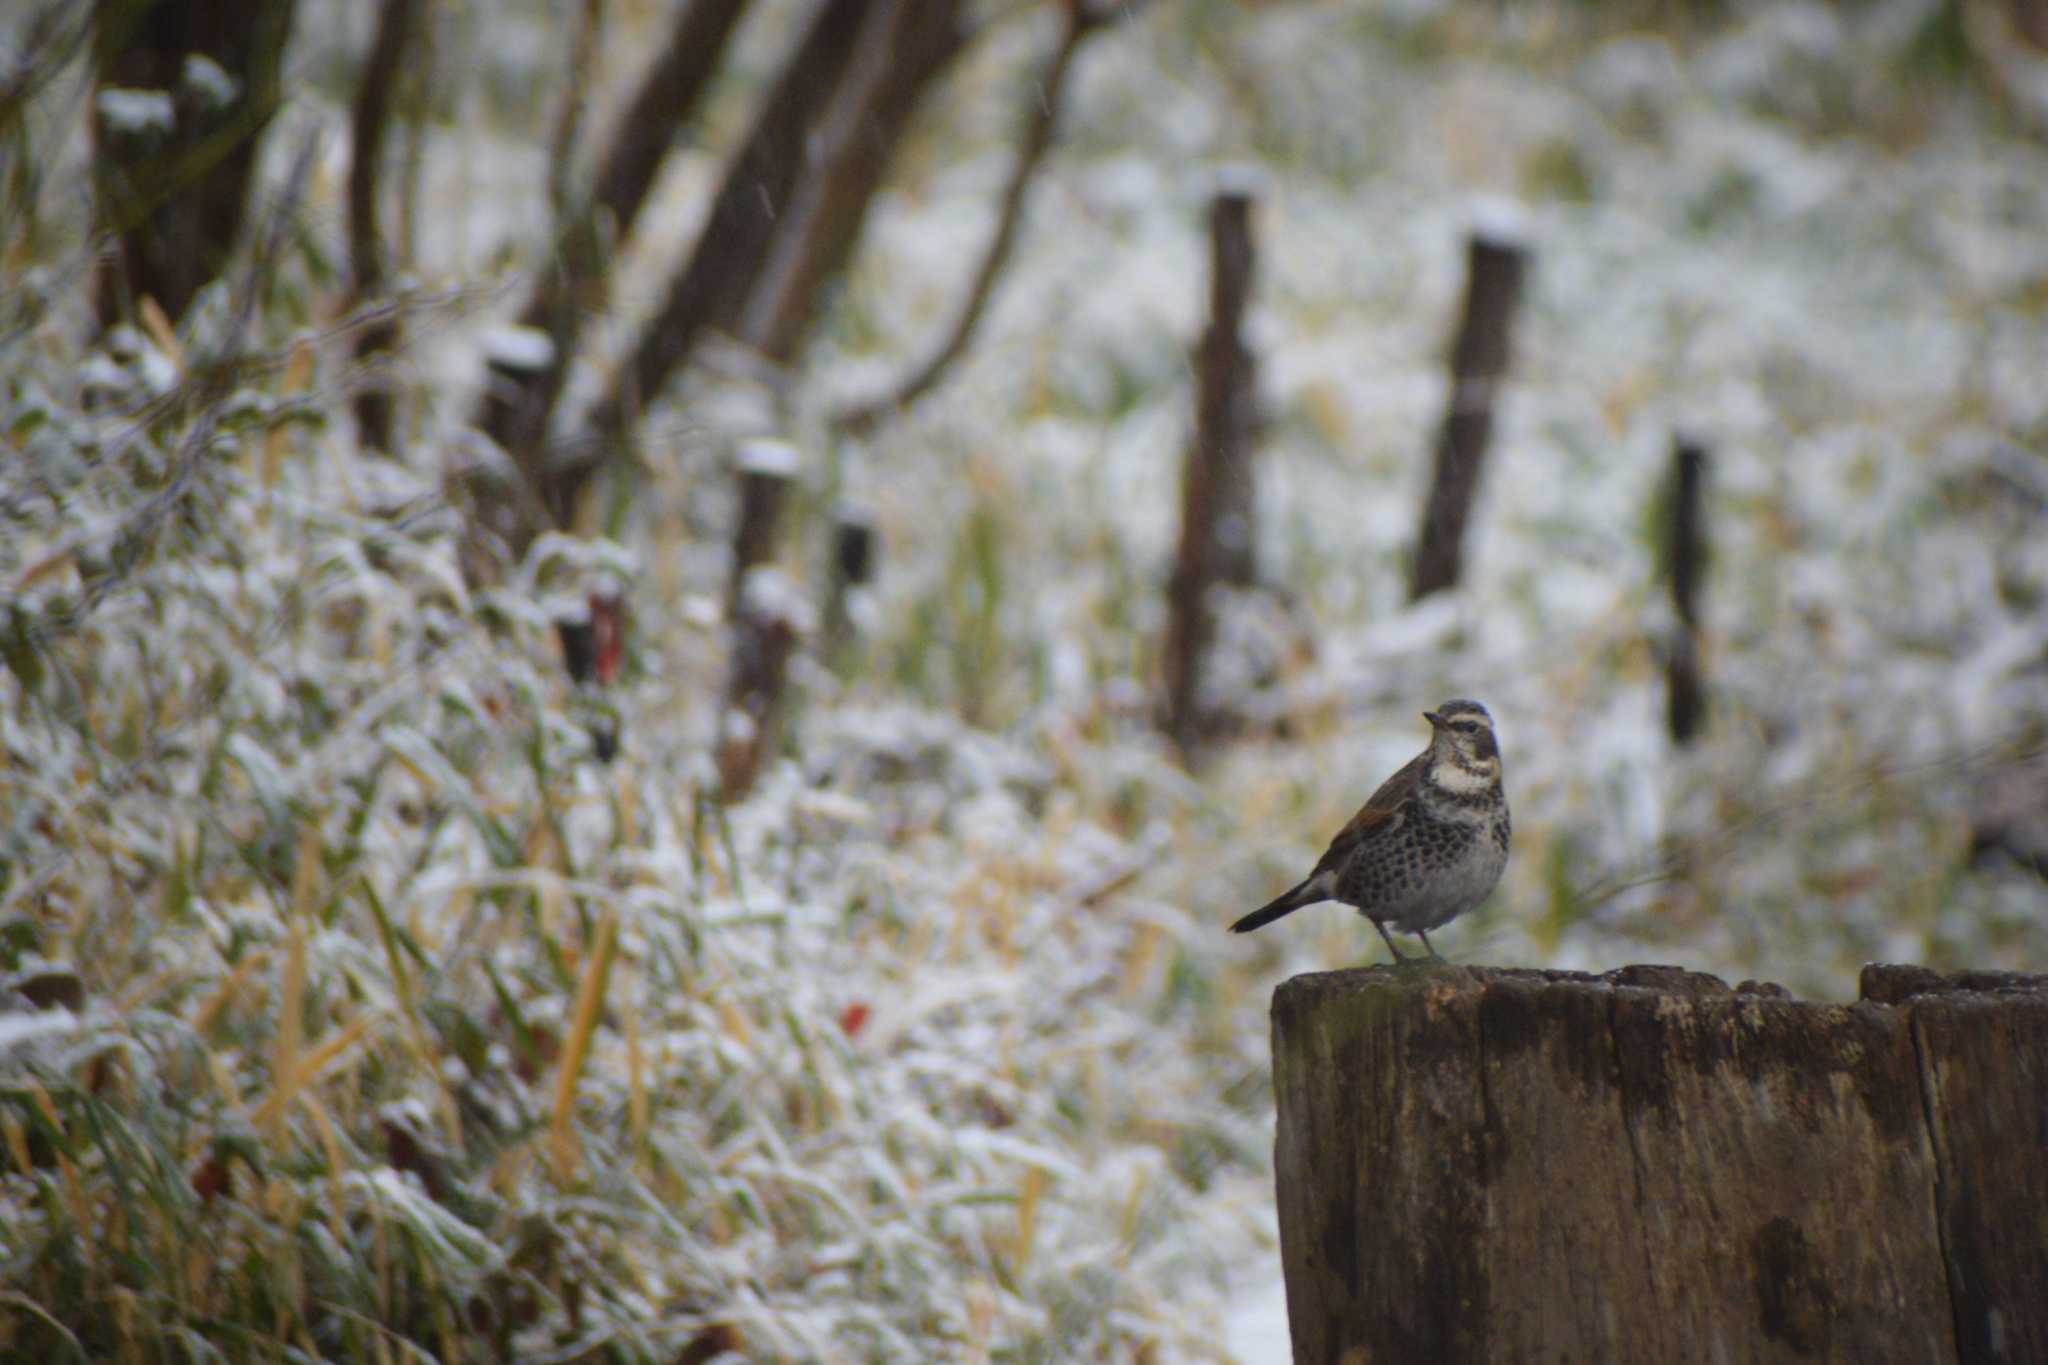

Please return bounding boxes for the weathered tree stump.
[1270,963,2047,1364]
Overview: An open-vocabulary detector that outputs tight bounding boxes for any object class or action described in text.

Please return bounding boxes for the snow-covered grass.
[4,0,2046,1359]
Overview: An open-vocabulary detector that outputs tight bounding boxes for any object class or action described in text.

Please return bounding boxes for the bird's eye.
[1453,720,1480,732]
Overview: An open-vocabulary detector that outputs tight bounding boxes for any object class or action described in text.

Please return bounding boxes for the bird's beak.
[1423,710,1445,728]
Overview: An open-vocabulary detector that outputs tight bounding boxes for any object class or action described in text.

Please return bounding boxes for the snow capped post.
[1164,168,1265,759]
[556,580,626,761]
[1268,963,2048,1363]
[1410,217,1529,600]
[728,438,800,618]
[715,438,805,795]
[1664,433,1711,743]
[717,567,812,800]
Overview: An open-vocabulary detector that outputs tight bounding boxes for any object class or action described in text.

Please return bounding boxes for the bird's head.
[1424,699,1501,786]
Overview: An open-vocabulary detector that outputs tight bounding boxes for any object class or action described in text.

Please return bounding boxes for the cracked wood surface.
[1270,964,2047,1365]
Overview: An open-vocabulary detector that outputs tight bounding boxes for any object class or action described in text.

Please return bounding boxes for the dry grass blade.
[259,913,308,1140]
[551,912,619,1181]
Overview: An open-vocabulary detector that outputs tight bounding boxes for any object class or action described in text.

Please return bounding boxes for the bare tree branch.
[831,0,1120,434]
[524,0,876,548]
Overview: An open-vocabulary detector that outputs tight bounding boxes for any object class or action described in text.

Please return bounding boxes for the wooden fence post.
[1410,228,1529,600]
[555,585,624,760]
[728,438,798,616]
[1163,173,1263,757]
[717,567,810,800]
[824,507,877,663]
[1269,963,2048,1363]
[1665,434,1710,744]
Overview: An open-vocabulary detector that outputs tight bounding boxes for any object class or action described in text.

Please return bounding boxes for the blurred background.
[3,0,2045,1358]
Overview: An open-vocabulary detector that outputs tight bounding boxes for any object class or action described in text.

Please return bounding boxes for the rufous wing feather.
[1307,751,1425,878]
[1232,751,1427,933]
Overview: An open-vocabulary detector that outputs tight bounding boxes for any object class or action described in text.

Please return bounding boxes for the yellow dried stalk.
[550,912,618,1181]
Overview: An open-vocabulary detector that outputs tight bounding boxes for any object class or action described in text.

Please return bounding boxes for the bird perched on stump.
[1232,700,1510,961]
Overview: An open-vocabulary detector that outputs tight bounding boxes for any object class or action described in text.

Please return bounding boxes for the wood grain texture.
[1271,964,2047,1364]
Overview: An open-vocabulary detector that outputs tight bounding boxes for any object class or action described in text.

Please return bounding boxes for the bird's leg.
[1371,918,1409,964]
[1417,929,1445,962]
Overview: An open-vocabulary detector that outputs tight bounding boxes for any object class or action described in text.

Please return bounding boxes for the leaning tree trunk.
[1270,963,2048,1364]
[567,0,873,462]
[469,0,751,479]
[346,0,420,454]
[544,0,973,550]
[831,0,1117,433]
[91,0,299,327]
[738,0,967,369]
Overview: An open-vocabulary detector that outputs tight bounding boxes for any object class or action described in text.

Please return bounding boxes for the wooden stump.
[1270,964,2048,1364]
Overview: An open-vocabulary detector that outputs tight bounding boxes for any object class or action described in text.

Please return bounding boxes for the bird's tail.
[1230,876,1323,934]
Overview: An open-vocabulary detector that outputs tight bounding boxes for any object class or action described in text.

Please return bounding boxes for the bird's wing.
[1309,750,1425,879]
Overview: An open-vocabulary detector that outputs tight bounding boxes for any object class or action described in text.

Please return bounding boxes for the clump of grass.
[0,289,1272,1359]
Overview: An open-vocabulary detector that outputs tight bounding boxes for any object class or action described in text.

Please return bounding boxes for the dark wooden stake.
[727,439,797,616]
[717,568,808,800]
[1270,963,2048,1364]
[1200,173,1262,588]
[556,606,597,685]
[1410,229,1528,600]
[1163,176,1262,758]
[1666,434,1709,744]
[556,585,625,760]
[823,507,877,660]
